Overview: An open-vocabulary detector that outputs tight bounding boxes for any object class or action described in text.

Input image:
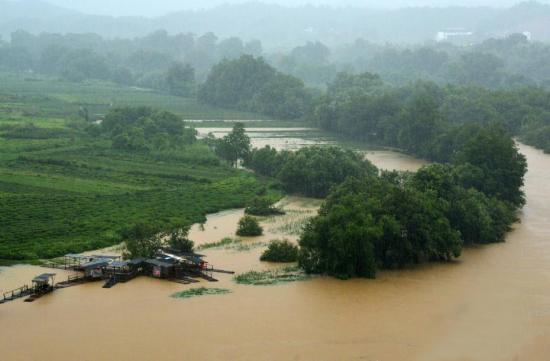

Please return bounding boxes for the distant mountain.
[1,1,550,46]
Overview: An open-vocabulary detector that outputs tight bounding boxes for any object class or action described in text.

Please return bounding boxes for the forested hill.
[3,1,550,46]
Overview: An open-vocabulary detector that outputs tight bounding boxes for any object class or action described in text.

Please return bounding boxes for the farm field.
[0,72,267,121]
[0,75,279,263]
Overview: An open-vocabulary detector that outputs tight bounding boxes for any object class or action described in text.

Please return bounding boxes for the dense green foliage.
[199,55,312,119]
[168,226,195,253]
[99,107,197,152]
[311,72,550,157]
[246,146,378,198]
[300,106,527,279]
[260,240,299,263]
[236,216,263,237]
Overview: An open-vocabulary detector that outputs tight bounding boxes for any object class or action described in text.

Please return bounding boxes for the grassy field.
[0,72,268,121]
[0,74,281,262]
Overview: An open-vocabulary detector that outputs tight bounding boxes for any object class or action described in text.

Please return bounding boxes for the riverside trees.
[246,146,378,198]
[297,127,526,279]
[293,73,527,279]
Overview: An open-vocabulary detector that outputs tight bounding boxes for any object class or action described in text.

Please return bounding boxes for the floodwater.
[1,143,549,361]
[196,127,335,151]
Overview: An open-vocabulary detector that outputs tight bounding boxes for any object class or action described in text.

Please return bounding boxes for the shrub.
[260,239,299,262]
[236,216,263,237]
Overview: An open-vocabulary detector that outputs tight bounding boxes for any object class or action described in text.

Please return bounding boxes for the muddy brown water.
[1,143,549,361]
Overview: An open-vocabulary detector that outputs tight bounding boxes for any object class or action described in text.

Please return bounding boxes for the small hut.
[32,273,56,292]
[80,259,111,279]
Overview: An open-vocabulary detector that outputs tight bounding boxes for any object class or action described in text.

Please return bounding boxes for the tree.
[455,125,527,207]
[277,146,378,198]
[122,223,163,259]
[215,123,251,166]
[299,176,462,279]
[199,55,311,119]
[236,216,263,237]
[244,146,289,177]
[168,226,194,253]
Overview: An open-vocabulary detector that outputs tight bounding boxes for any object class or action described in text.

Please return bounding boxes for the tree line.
[312,72,550,154]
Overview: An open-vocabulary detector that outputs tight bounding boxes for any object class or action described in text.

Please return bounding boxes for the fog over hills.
[41,0,550,16]
[2,0,550,46]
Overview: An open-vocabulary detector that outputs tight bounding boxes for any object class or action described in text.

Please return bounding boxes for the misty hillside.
[2,1,550,46]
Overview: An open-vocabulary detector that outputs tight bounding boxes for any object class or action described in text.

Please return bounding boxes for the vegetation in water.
[197,238,237,250]
[260,240,299,263]
[236,216,264,237]
[245,197,285,216]
[197,238,265,252]
[246,146,378,198]
[299,126,527,279]
[170,287,232,299]
[234,266,308,286]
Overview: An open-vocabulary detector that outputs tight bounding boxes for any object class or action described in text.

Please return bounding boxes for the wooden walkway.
[1,285,32,304]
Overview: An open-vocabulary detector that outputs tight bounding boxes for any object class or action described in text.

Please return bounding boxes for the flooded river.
[1,142,549,361]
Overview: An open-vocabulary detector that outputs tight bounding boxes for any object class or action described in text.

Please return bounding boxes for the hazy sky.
[43,0,546,17]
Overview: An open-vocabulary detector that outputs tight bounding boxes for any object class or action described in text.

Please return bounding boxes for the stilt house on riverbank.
[1,249,234,305]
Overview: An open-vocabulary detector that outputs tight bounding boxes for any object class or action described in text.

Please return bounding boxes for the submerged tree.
[168,225,195,253]
[260,240,299,263]
[236,216,263,237]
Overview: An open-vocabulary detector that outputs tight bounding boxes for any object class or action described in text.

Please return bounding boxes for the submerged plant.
[260,239,299,263]
[170,287,231,299]
[197,237,235,250]
[234,266,308,286]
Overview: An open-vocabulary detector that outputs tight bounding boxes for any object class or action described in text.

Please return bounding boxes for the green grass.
[234,266,308,286]
[170,287,232,299]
